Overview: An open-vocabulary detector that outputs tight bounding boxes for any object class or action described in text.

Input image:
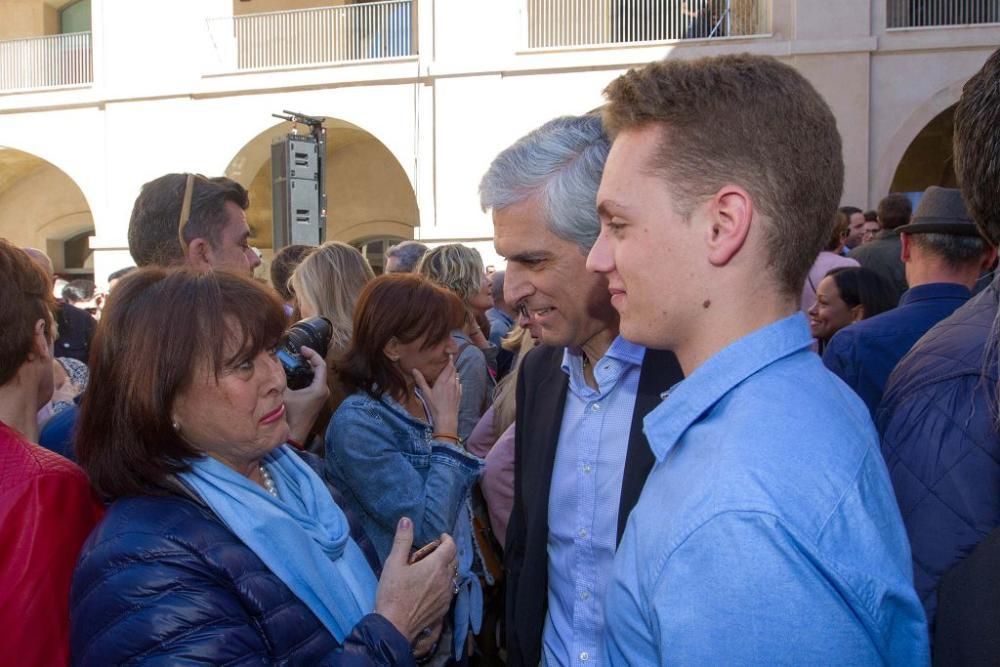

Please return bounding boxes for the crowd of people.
[3,46,1000,665]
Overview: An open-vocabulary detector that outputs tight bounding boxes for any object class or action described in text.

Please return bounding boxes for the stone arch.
[223,117,419,263]
[0,146,95,275]
[889,105,957,195]
[874,79,965,200]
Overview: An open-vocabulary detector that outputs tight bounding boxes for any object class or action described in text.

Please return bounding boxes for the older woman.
[417,244,496,441]
[326,274,485,661]
[71,268,457,665]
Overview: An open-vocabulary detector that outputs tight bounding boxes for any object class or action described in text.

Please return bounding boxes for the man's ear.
[900,233,912,262]
[383,337,401,363]
[981,245,998,272]
[184,237,214,273]
[707,186,754,267]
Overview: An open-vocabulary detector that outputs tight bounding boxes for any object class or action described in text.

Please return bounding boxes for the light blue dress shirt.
[543,336,644,667]
[605,313,929,665]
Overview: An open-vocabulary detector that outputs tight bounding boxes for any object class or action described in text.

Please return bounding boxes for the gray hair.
[909,233,990,270]
[479,114,610,252]
[385,240,428,273]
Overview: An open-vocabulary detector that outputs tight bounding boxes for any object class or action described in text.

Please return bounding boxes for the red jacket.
[0,421,103,666]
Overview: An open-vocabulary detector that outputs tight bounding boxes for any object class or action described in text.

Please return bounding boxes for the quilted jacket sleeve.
[877,370,999,630]
[71,527,278,665]
[70,501,414,666]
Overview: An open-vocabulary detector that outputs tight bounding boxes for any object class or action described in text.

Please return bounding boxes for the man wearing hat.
[823,186,996,415]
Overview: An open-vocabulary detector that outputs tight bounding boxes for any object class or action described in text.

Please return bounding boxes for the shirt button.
[580,651,590,662]
[578,528,587,539]
[580,590,590,600]
[590,403,601,412]
[583,464,592,474]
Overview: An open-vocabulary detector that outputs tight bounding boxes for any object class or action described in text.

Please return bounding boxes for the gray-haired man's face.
[493,193,616,349]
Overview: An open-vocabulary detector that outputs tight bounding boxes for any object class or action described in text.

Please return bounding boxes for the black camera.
[277,316,332,390]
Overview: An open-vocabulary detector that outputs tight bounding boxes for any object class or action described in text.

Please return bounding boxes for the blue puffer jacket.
[876,280,1000,633]
[70,479,414,666]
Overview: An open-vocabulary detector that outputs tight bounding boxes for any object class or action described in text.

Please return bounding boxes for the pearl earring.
[171,419,181,432]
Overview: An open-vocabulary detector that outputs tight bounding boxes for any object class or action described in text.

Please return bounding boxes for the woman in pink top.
[801,209,860,312]
[467,326,536,547]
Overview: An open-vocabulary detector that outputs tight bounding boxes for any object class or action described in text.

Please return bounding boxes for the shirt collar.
[899,282,972,306]
[560,335,645,375]
[644,312,813,462]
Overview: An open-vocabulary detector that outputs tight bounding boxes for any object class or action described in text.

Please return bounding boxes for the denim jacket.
[325,389,485,656]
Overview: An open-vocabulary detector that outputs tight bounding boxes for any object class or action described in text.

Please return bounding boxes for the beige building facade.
[0,0,996,281]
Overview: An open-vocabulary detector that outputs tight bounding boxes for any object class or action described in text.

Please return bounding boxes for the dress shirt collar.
[560,335,645,383]
[898,282,972,306]
[644,312,813,463]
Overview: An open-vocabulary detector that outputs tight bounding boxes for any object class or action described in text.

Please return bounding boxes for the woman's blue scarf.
[179,445,377,643]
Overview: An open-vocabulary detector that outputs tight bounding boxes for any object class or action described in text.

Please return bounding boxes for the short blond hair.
[290,241,375,354]
[417,243,485,305]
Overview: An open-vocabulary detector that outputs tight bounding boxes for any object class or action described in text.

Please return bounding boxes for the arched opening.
[890,105,957,198]
[225,117,419,277]
[352,236,408,274]
[0,146,95,279]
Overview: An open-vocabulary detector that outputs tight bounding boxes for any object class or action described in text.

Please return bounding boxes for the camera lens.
[279,316,332,390]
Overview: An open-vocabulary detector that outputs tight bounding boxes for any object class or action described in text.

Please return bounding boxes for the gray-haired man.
[481,115,682,666]
[384,240,428,273]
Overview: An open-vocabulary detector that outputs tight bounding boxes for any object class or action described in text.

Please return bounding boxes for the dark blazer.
[504,344,683,666]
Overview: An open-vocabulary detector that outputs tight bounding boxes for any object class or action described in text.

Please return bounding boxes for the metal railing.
[887,0,1000,28]
[523,0,771,49]
[206,0,414,73]
[0,32,93,93]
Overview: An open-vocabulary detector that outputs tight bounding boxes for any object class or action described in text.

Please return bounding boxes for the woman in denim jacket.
[417,244,497,441]
[326,274,485,662]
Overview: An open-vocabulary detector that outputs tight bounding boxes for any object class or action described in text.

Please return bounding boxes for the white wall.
[0,0,997,282]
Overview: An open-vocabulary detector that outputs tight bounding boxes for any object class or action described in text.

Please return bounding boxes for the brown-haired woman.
[325,273,486,661]
[70,267,457,665]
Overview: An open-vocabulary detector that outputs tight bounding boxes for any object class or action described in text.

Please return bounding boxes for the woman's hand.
[465,311,491,351]
[412,358,460,438]
[283,345,329,444]
[375,517,458,643]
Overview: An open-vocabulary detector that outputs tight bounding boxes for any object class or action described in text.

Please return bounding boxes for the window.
[60,0,91,34]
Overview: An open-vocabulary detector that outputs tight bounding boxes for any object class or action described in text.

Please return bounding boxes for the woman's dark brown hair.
[337,273,465,401]
[76,267,286,500]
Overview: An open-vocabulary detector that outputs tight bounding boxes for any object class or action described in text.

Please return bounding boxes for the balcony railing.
[523,0,771,49]
[887,0,1000,28]
[0,32,93,94]
[205,0,414,73]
